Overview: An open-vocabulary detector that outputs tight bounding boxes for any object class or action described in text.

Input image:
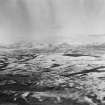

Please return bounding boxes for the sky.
[0,0,105,44]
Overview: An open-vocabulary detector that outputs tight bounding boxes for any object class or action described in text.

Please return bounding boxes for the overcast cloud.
[0,0,105,44]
